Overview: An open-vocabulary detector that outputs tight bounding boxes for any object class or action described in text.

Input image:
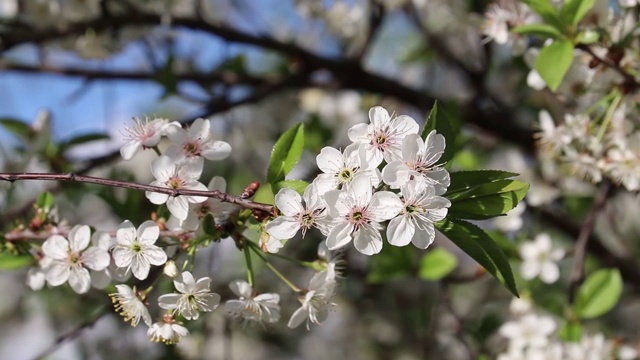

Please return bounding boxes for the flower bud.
[163,260,179,278]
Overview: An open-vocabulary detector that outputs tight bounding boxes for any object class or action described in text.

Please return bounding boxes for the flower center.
[131,242,142,254]
[348,206,369,228]
[372,130,389,150]
[338,168,354,182]
[68,251,82,266]
[183,141,202,157]
[167,176,185,189]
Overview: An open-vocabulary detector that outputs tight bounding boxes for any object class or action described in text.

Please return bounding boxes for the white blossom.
[519,233,564,284]
[324,175,403,255]
[112,220,167,280]
[499,313,557,352]
[148,316,189,344]
[120,116,180,160]
[266,184,329,240]
[41,224,110,294]
[314,143,381,193]
[225,280,280,324]
[158,271,221,320]
[348,106,419,166]
[288,267,337,329]
[165,118,232,169]
[146,155,208,221]
[109,284,152,327]
[387,180,451,249]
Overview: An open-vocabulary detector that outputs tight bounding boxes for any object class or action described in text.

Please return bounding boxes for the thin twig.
[567,181,612,304]
[0,172,275,214]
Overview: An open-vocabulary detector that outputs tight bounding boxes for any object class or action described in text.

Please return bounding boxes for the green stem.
[151,146,162,156]
[243,239,255,288]
[244,240,315,268]
[596,91,621,142]
[248,244,301,293]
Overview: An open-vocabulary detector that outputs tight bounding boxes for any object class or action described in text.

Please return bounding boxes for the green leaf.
[368,245,414,283]
[448,180,530,220]
[36,192,54,213]
[274,179,309,195]
[60,133,111,151]
[418,248,458,280]
[422,101,456,164]
[437,218,518,296]
[511,24,563,39]
[0,118,33,141]
[201,213,217,237]
[267,123,305,184]
[0,253,33,270]
[560,0,597,25]
[558,321,582,342]
[253,183,275,205]
[574,268,623,319]
[534,40,575,92]
[520,0,562,28]
[446,170,520,196]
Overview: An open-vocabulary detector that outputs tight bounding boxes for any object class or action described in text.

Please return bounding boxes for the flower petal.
[266,217,301,240]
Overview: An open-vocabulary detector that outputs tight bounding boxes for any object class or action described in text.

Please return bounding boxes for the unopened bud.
[241,181,260,199]
[163,260,179,278]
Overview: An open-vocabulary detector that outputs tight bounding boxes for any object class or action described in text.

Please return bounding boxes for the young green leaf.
[267,123,305,184]
[519,0,563,28]
[0,253,33,270]
[448,180,530,220]
[201,213,218,237]
[446,170,520,196]
[437,218,519,297]
[36,192,55,213]
[560,0,597,25]
[558,321,582,342]
[511,24,563,39]
[253,183,275,205]
[418,248,458,281]
[574,268,623,319]
[422,101,456,165]
[274,179,309,195]
[534,40,575,92]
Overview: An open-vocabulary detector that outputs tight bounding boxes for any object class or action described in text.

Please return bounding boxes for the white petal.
[348,175,372,208]
[347,123,369,143]
[150,155,175,182]
[137,220,160,244]
[275,188,304,216]
[45,262,70,286]
[144,246,168,266]
[229,280,252,298]
[42,235,69,260]
[369,106,390,129]
[540,262,560,284]
[82,247,110,271]
[112,247,134,268]
[131,256,151,280]
[266,217,301,240]
[168,196,190,220]
[387,216,414,247]
[117,220,137,245]
[120,140,141,160]
[68,225,91,252]
[208,176,226,191]
[287,305,309,328]
[520,261,540,280]
[68,267,91,294]
[411,222,435,249]
[145,190,169,205]
[202,141,232,160]
[175,271,196,294]
[326,222,353,250]
[369,191,402,221]
[316,147,344,174]
[353,225,383,255]
[158,294,181,310]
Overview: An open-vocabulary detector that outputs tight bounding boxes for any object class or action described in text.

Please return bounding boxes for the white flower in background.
[166,176,236,231]
[520,233,564,284]
[481,2,535,54]
[288,267,337,329]
[109,284,152,327]
[619,0,638,7]
[387,180,451,249]
[348,106,419,166]
[535,110,572,156]
[166,118,232,167]
[324,175,403,255]
[508,297,532,317]
[499,313,557,351]
[41,224,110,294]
[148,315,189,344]
[26,258,49,291]
[120,116,180,160]
[146,155,208,221]
[382,132,450,195]
[267,184,329,240]
[112,220,167,280]
[225,280,281,324]
[562,147,602,183]
[314,143,381,193]
[603,136,640,191]
[158,271,221,320]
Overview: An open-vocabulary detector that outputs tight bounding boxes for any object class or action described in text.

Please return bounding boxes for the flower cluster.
[265,106,452,255]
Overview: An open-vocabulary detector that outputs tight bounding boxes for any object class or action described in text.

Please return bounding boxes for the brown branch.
[567,181,613,304]
[0,172,275,214]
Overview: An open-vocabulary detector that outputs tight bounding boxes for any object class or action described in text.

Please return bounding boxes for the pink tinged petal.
[316,147,344,174]
[82,247,110,271]
[68,225,91,252]
[176,271,196,293]
[387,216,414,247]
[326,222,353,250]
[146,190,169,205]
[275,188,304,216]
[369,106,390,129]
[143,246,168,266]
[202,141,232,160]
[117,221,137,245]
[137,220,160,244]
[131,256,151,280]
[540,262,560,284]
[369,191,403,221]
[42,235,70,260]
[68,267,91,294]
[287,306,309,328]
[45,261,71,286]
[120,140,142,160]
[354,225,383,255]
[229,280,252,298]
[158,294,182,310]
[347,123,370,143]
[168,196,190,220]
[112,247,134,268]
[266,217,301,240]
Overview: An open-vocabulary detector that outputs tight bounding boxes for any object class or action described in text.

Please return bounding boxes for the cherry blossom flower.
[266,184,329,241]
[225,280,280,324]
[314,143,380,193]
[148,315,190,344]
[387,180,450,249]
[145,155,208,221]
[109,284,152,327]
[382,132,450,195]
[324,175,402,255]
[288,267,337,329]
[519,233,564,284]
[41,224,110,294]
[112,220,167,280]
[120,116,180,160]
[499,313,557,352]
[348,106,419,166]
[158,271,220,320]
[165,117,231,170]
